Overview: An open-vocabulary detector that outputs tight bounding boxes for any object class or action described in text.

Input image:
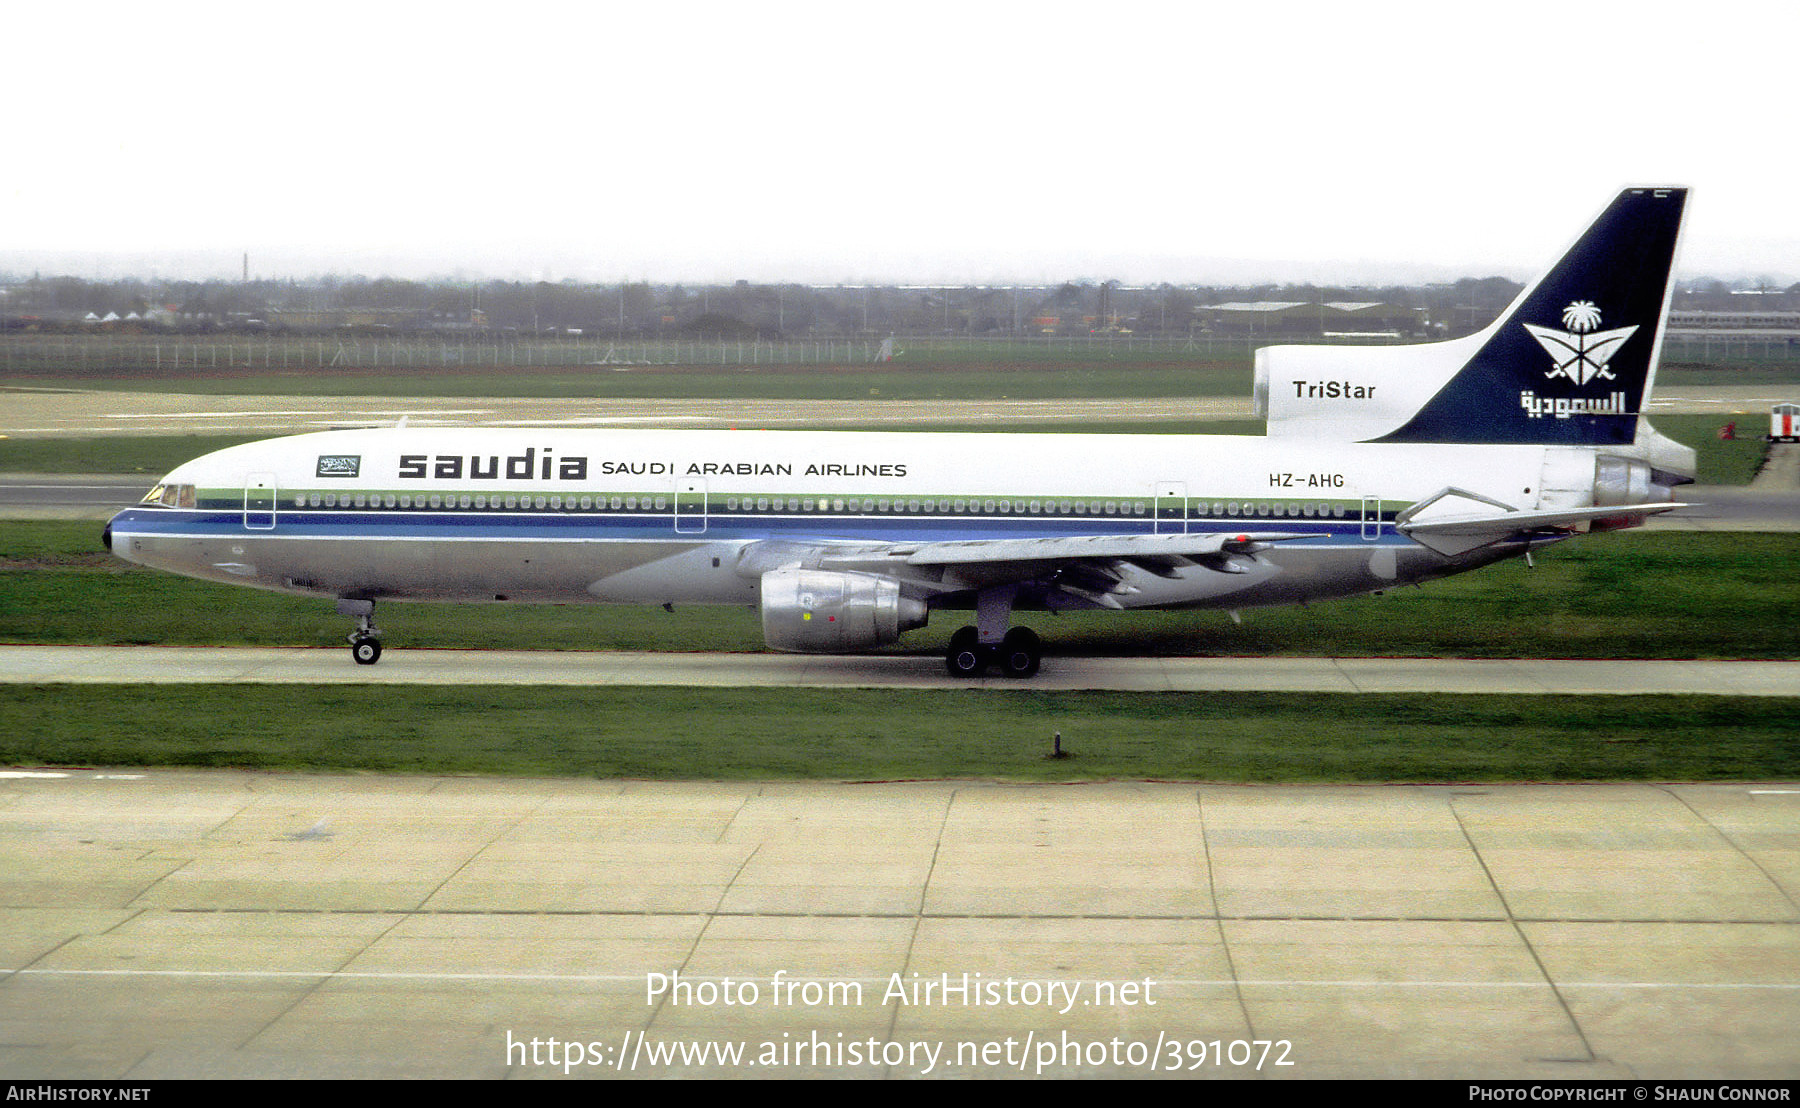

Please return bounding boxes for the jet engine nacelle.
[1593,455,1665,507]
[760,568,929,653]
[1590,455,1670,532]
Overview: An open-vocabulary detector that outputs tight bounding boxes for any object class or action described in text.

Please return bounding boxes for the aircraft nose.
[101,509,126,555]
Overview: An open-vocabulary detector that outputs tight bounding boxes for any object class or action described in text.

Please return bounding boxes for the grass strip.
[0,362,1255,401]
[1,686,1794,782]
[5,526,1796,659]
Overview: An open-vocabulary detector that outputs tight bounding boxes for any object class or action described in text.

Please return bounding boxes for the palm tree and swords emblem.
[1522,301,1639,387]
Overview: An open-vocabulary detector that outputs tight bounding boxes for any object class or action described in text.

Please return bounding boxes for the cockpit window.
[141,483,196,508]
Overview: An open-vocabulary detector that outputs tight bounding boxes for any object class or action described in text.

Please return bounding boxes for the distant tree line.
[3,270,1792,340]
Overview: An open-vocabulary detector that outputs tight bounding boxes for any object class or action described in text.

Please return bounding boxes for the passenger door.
[244,473,276,530]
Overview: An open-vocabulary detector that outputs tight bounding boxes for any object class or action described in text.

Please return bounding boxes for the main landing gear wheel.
[351,636,382,666]
[946,626,987,678]
[997,627,1041,679]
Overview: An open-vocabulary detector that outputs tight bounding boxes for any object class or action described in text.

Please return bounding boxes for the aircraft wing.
[879,530,1312,609]
[899,531,1306,566]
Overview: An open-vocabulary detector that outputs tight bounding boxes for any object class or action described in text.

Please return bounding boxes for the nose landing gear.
[336,598,382,665]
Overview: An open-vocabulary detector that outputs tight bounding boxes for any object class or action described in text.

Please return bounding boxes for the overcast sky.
[6,0,1796,286]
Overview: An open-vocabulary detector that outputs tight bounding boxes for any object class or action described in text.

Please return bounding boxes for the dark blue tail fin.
[1374,187,1686,446]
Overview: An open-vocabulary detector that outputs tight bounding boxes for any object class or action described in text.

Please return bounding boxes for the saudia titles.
[1518,300,1639,420]
[394,448,905,481]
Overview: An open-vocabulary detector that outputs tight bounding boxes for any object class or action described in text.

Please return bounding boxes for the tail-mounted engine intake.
[760,568,929,653]
[1591,455,1671,531]
[1593,455,1665,507]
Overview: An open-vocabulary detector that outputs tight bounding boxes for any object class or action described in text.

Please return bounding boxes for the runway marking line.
[10,968,1798,991]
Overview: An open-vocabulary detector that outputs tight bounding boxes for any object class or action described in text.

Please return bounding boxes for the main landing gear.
[337,598,382,665]
[944,585,1042,678]
[946,626,1041,679]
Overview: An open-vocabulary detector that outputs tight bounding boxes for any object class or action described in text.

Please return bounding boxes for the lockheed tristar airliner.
[104,188,1694,677]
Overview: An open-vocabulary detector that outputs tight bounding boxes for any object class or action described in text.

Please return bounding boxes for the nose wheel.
[337,598,383,665]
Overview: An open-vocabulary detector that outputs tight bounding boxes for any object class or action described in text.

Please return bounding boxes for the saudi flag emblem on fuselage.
[1522,300,1639,387]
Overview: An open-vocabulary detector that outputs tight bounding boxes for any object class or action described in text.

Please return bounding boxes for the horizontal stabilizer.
[1398,502,1686,556]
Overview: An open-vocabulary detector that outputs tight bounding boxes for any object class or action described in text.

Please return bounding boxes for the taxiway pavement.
[3,646,1799,695]
[0,772,1793,1079]
[0,385,1788,439]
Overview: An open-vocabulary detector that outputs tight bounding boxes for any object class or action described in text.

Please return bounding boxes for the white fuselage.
[106,425,1583,612]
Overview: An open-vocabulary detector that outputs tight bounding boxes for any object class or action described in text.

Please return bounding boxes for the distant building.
[268,308,424,331]
[1195,301,1423,337]
[1669,310,1800,332]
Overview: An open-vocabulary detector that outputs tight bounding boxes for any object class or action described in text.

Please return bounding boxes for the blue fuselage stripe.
[110,507,1404,546]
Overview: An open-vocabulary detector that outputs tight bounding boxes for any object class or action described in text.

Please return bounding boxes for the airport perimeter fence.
[0,333,1298,374]
[0,331,1795,376]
